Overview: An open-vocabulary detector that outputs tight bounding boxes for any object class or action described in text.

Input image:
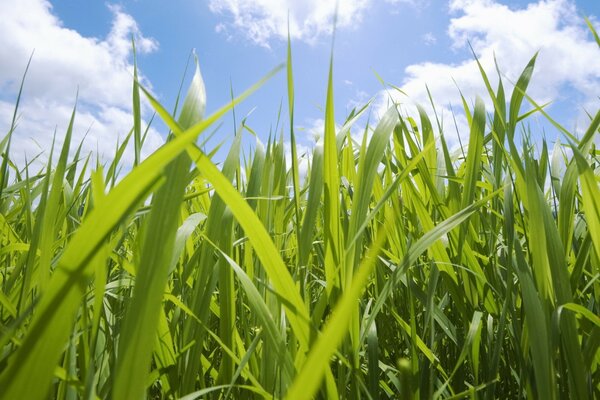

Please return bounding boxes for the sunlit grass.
[1,20,600,400]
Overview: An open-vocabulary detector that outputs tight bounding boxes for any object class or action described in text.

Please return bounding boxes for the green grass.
[1,23,600,399]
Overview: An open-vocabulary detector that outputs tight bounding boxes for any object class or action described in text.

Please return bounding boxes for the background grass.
[1,21,600,399]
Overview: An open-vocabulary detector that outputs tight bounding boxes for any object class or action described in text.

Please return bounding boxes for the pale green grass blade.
[323,52,342,297]
[558,112,600,250]
[513,239,555,400]
[507,53,537,140]
[459,97,485,228]
[216,209,236,384]
[132,38,142,166]
[0,52,32,202]
[528,150,589,399]
[585,17,600,48]
[287,29,302,264]
[560,303,600,328]
[571,144,600,271]
[37,101,76,294]
[113,55,207,400]
[168,212,206,274]
[298,144,323,267]
[524,155,554,301]
[347,106,398,256]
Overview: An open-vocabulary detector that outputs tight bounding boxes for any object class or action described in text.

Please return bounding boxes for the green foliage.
[1,30,600,400]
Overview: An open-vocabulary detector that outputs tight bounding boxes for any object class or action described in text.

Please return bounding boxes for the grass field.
[1,21,600,399]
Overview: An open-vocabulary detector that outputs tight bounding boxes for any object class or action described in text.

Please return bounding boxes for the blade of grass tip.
[287,26,302,267]
[65,130,86,186]
[469,44,506,130]
[113,54,206,400]
[1,51,33,202]
[132,37,141,166]
[37,97,76,294]
[323,40,343,299]
[140,112,155,148]
[168,212,207,274]
[585,16,600,48]
[507,53,537,141]
[171,50,195,121]
[105,128,133,187]
[0,82,234,400]
[17,130,56,312]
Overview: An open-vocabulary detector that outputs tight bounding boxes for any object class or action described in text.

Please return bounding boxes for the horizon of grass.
[0,18,600,400]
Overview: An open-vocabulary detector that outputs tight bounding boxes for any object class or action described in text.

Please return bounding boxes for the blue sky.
[1,0,599,167]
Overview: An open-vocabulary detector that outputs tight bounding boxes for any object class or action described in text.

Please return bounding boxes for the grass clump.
[1,22,600,400]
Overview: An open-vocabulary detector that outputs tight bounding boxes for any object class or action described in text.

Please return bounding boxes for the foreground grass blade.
[112,56,206,400]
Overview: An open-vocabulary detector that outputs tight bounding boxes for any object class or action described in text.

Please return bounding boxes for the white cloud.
[384,0,428,8]
[422,32,437,45]
[299,118,326,143]
[0,0,162,169]
[208,0,428,47]
[375,0,600,147]
[208,0,371,47]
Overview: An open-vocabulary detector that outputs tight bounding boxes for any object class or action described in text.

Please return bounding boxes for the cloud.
[422,32,437,45]
[384,0,428,9]
[375,0,600,146]
[299,118,326,143]
[0,0,162,169]
[208,0,372,47]
[208,0,423,47]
